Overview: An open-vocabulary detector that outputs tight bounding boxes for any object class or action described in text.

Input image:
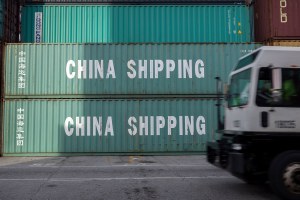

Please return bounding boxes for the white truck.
[207,46,300,200]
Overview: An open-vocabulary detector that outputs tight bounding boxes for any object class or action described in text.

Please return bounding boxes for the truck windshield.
[228,68,251,107]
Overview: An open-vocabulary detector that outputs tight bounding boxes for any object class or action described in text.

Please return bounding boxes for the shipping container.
[5,43,261,98]
[21,5,253,43]
[0,43,3,156]
[254,0,300,42]
[3,98,217,155]
[265,40,300,47]
[24,0,246,4]
[0,0,3,40]
[0,0,21,43]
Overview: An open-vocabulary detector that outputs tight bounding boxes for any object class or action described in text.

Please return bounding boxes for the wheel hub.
[283,163,300,194]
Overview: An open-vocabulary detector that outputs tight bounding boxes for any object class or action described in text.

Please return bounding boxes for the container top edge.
[4,42,263,46]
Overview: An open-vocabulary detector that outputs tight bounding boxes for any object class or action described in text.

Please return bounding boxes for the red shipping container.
[254,0,300,42]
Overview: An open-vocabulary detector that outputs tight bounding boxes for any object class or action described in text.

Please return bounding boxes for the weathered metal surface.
[21,5,253,43]
[0,0,21,43]
[0,43,3,155]
[0,0,3,40]
[4,43,261,97]
[254,0,300,42]
[3,98,217,155]
[265,40,300,47]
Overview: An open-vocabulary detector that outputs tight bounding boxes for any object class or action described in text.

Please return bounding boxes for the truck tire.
[269,151,300,200]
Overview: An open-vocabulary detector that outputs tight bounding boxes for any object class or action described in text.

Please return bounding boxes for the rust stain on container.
[254,0,300,42]
[265,40,300,47]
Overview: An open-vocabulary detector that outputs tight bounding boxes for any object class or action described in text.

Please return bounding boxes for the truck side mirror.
[271,89,282,103]
[223,84,229,101]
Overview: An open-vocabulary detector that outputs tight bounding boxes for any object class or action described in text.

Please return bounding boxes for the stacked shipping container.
[254,0,300,46]
[21,5,253,43]
[0,0,23,156]
[2,0,261,155]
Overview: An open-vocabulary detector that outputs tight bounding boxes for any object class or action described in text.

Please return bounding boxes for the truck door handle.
[261,111,269,128]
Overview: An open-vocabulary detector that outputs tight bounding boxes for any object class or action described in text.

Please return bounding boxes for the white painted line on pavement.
[0,176,234,182]
[0,164,213,169]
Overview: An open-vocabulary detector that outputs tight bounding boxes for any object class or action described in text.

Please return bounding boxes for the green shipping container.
[5,43,261,97]
[21,5,253,43]
[3,98,217,155]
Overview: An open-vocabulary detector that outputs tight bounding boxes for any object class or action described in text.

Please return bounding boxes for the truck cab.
[207,46,300,200]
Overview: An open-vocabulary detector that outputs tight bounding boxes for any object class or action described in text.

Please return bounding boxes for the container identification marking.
[34,12,43,42]
[16,108,25,146]
[280,0,287,23]
[17,51,26,89]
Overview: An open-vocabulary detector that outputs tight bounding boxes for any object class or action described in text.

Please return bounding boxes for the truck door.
[255,67,300,131]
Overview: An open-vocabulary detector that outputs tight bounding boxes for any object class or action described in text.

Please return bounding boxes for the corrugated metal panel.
[0,0,3,40]
[265,40,300,47]
[0,43,3,156]
[254,0,300,42]
[4,98,217,155]
[21,5,253,43]
[5,43,261,97]
[24,0,246,4]
[0,0,21,43]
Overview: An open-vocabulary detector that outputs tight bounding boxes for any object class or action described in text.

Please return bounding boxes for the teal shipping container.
[5,43,261,97]
[3,98,217,155]
[21,5,253,43]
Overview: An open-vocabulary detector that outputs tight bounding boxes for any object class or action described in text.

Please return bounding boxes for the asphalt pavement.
[0,155,279,200]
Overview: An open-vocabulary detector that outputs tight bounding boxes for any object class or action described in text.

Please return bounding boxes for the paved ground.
[0,156,279,200]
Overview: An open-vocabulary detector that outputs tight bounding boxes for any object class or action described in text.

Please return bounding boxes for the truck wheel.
[269,151,300,200]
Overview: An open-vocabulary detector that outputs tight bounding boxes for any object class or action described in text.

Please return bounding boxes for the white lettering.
[150,116,155,135]
[166,60,175,79]
[139,116,148,135]
[156,116,165,135]
[138,60,147,79]
[105,117,114,136]
[128,117,137,136]
[168,116,177,135]
[195,59,205,78]
[280,0,287,23]
[64,116,113,137]
[185,116,194,135]
[66,60,76,79]
[183,60,192,78]
[106,60,116,79]
[196,116,206,135]
[179,116,183,135]
[178,60,182,79]
[95,60,104,79]
[127,116,206,136]
[93,117,102,136]
[155,60,164,78]
[64,117,74,136]
[150,60,154,79]
[66,60,115,79]
[78,60,87,79]
[127,60,136,79]
[76,117,85,136]
[87,116,91,136]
